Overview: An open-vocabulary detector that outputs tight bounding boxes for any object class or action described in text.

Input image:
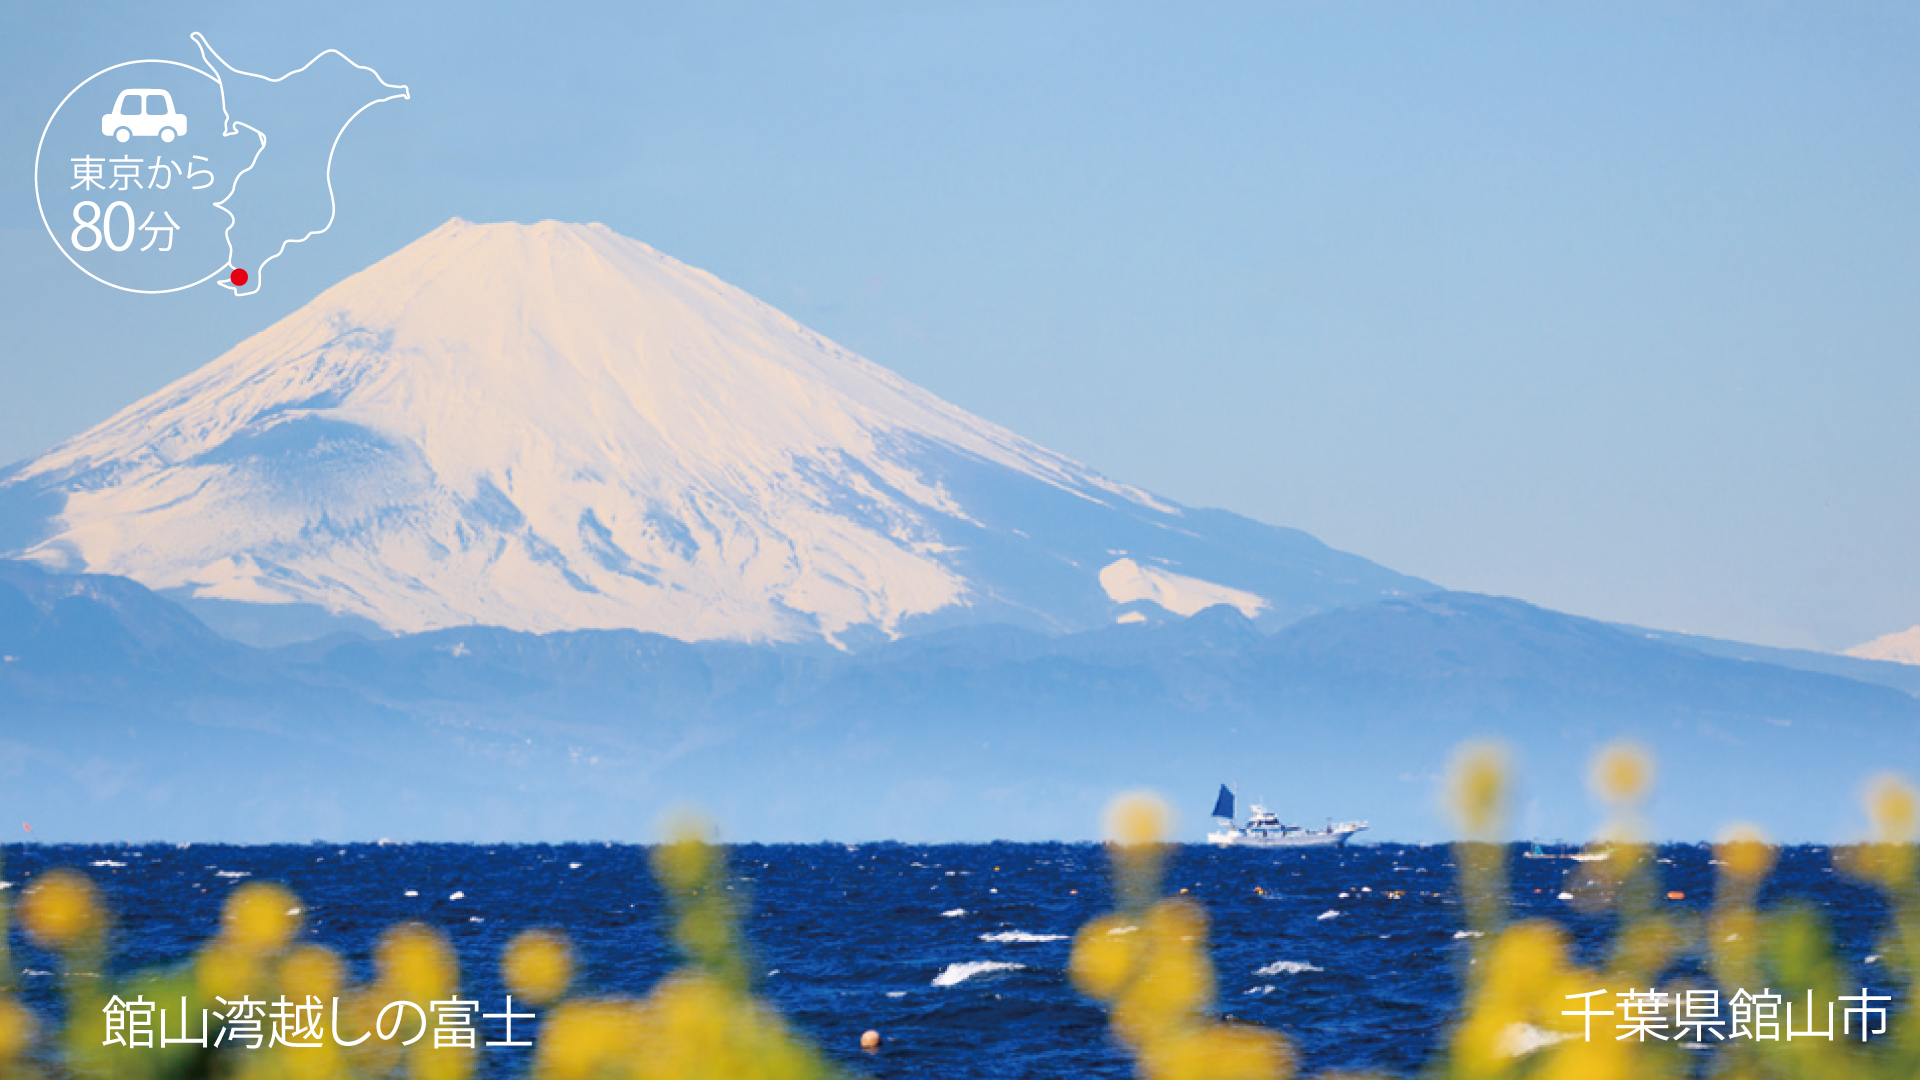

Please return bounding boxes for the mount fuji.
[6,224,1920,841]
[0,219,1427,645]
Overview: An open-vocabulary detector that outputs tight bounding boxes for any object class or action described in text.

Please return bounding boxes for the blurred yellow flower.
[536,999,645,1080]
[1846,773,1918,886]
[1107,792,1170,847]
[503,928,574,1005]
[1446,743,1509,837]
[1589,742,1653,804]
[1866,773,1917,844]
[1110,901,1214,1040]
[653,814,717,897]
[19,869,102,950]
[0,995,35,1061]
[1076,793,1292,1080]
[281,942,345,1000]
[377,922,457,1003]
[1069,914,1142,1002]
[221,880,303,952]
[1714,823,1774,885]
[195,939,262,1001]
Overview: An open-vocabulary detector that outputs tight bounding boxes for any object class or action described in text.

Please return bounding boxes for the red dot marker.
[229,267,249,287]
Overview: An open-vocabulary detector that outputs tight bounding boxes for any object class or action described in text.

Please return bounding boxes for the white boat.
[1204,784,1367,848]
[1522,841,1611,862]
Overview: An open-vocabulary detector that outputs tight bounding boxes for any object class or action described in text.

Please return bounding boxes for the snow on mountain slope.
[0,219,1429,642]
[1098,557,1266,619]
[1847,626,1920,666]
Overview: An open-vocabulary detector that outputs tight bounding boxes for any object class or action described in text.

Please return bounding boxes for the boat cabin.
[1243,803,1297,834]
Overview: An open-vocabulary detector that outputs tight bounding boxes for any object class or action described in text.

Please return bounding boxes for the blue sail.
[1210,784,1234,820]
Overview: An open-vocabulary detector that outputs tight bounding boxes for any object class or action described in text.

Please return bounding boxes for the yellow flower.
[195,939,262,1001]
[652,814,717,896]
[1452,921,1579,1076]
[1141,1023,1290,1080]
[1866,773,1917,844]
[536,999,644,1080]
[1112,900,1213,1037]
[221,881,303,953]
[377,922,457,1003]
[19,869,102,950]
[1070,914,1143,1002]
[1447,743,1509,837]
[1589,742,1653,804]
[280,942,345,999]
[1105,792,1172,908]
[0,995,36,1061]
[503,928,575,1005]
[1714,823,1774,885]
[1075,793,1293,1080]
[1107,792,1170,847]
[632,974,832,1080]
[1847,773,1918,886]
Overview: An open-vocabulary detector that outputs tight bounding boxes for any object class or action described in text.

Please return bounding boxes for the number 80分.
[72,200,135,252]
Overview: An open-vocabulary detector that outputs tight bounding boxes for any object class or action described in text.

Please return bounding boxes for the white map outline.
[33,58,230,295]
[190,32,409,297]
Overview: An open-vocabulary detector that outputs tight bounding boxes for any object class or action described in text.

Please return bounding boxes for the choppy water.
[1,843,1894,1077]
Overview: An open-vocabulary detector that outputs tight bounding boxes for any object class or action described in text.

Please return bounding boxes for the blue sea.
[2,843,1895,1077]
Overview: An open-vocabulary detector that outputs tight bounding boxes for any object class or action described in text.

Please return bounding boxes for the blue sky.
[3,2,1917,652]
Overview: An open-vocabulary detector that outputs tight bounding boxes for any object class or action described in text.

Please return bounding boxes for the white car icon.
[101,89,187,142]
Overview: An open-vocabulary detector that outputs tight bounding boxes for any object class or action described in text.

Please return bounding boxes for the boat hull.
[1206,826,1364,848]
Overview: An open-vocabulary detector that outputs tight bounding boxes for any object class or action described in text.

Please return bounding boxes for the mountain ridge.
[0,219,1427,644]
[4,560,1915,843]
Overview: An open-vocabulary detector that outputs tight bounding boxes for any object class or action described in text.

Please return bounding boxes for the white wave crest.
[1316,909,1340,920]
[1255,960,1322,975]
[941,908,967,917]
[931,961,1025,987]
[979,931,1068,943]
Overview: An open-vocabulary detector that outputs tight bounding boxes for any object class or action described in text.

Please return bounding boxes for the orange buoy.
[860,1030,882,1051]
[1666,891,1685,900]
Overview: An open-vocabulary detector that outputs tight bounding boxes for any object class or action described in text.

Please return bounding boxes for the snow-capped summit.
[0,219,1426,643]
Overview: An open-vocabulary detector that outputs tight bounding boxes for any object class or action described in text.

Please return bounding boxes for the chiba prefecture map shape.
[190,33,409,295]
[35,34,407,295]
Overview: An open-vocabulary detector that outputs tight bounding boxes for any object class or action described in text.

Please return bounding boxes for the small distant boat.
[1522,841,1610,862]
[1205,784,1367,848]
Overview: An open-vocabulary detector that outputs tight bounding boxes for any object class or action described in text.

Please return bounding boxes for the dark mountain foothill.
[2,561,1913,844]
